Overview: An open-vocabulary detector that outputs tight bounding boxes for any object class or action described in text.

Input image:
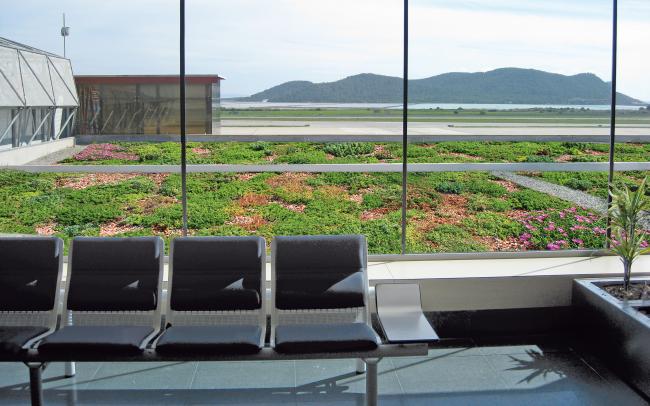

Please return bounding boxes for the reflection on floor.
[0,337,647,405]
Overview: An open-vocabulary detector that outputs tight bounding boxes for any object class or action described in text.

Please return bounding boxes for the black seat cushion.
[37,325,153,355]
[274,323,379,354]
[156,325,262,355]
[0,326,49,355]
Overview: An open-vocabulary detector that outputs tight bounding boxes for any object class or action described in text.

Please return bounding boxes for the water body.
[222,101,644,111]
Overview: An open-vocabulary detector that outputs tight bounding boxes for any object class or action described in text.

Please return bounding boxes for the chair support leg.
[356,358,366,374]
[364,359,380,406]
[28,363,43,406]
[65,361,76,378]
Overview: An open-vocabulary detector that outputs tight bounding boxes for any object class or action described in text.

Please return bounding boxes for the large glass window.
[407,0,619,253]
[184,0,404,251]
[0,0,644,257]
[613,1,650,234]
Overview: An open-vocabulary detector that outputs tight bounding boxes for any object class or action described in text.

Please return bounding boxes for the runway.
[210,119,650,143]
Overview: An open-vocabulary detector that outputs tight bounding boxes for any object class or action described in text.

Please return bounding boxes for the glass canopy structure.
[0,37,78,150]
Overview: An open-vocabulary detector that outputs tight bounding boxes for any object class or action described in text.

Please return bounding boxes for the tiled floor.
[0,339,646,406]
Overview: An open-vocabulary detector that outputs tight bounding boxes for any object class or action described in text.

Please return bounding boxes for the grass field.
[220,107,650,124]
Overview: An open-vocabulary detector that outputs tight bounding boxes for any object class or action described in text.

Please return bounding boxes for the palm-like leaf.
[608,177,650,290]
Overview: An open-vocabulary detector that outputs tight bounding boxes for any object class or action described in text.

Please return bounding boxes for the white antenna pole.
[61,13,70,57]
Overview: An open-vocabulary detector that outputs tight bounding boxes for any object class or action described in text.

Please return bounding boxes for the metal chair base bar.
[18,343,426,406]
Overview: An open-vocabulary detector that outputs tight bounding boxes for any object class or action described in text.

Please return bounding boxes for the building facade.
[74,75,222,136]
[0,38,78,150]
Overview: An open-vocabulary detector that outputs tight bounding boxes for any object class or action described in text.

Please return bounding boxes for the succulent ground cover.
[7,140,644,253]
[72,143,140,162]
[0,168,608,254]
[60,141,650,165]
[514,208,607,250]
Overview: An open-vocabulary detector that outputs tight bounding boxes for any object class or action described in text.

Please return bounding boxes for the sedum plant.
[608,177,650,291]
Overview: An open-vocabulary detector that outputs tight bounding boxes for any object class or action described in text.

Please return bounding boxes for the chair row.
[0,235,379,359]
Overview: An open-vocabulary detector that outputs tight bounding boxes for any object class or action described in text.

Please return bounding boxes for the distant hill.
[241,68,642,105]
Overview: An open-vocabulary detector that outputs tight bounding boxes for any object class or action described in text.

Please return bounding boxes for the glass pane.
[21,52,54,100]
[50,57,78,100]
[0,46,24,106]
[0,109,15,147]
[407,0,613,253]
[186,0,405,254]
[614,1,650,238]
[48,58,78,107]
[19,53,53,107]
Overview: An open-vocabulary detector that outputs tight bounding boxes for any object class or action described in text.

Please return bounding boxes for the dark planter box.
[572,278,650,397]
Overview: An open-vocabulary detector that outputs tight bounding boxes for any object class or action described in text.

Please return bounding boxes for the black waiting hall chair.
[154,236,266,356]
[270,235,380,355]
[37,237,164,357]
[0,236,64,359]
[0,234,434,406]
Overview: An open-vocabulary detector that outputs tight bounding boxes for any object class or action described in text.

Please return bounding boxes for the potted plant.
[572,177,649,397]
[607,176,650,295]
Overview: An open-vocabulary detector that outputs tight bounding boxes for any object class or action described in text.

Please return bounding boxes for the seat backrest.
[0,236,63,331]
[64,237,164,329]
[166,236,266,334]
[170,236,265,311]
[270,235,370,346]
[272,234,368,311]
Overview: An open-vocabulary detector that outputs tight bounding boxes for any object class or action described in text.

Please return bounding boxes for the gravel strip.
[492,171,608,213]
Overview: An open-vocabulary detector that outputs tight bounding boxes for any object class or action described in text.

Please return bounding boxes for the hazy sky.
[2,0,649,100]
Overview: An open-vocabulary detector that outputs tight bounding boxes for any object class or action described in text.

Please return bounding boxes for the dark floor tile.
[485,352,647,405]
[191,361,295,390]
[42,362,103,390]
[56,389,191,405]
[0,363,34,389]
[473,334,573,355]
[0,338,647,406]
[399,390,583,406]
[486,351,595,388]
[295,359,402,395]
[185,389,296,406]
[81,362,196,391]
[392,354,506,394]
[295,392,403,406]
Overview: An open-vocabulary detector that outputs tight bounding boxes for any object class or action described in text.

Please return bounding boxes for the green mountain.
[242,68,642,105]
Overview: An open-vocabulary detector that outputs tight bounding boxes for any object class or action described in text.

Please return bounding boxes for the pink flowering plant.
[608,177,650,291]
[73,143,140,162]
[517,207,607,251]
